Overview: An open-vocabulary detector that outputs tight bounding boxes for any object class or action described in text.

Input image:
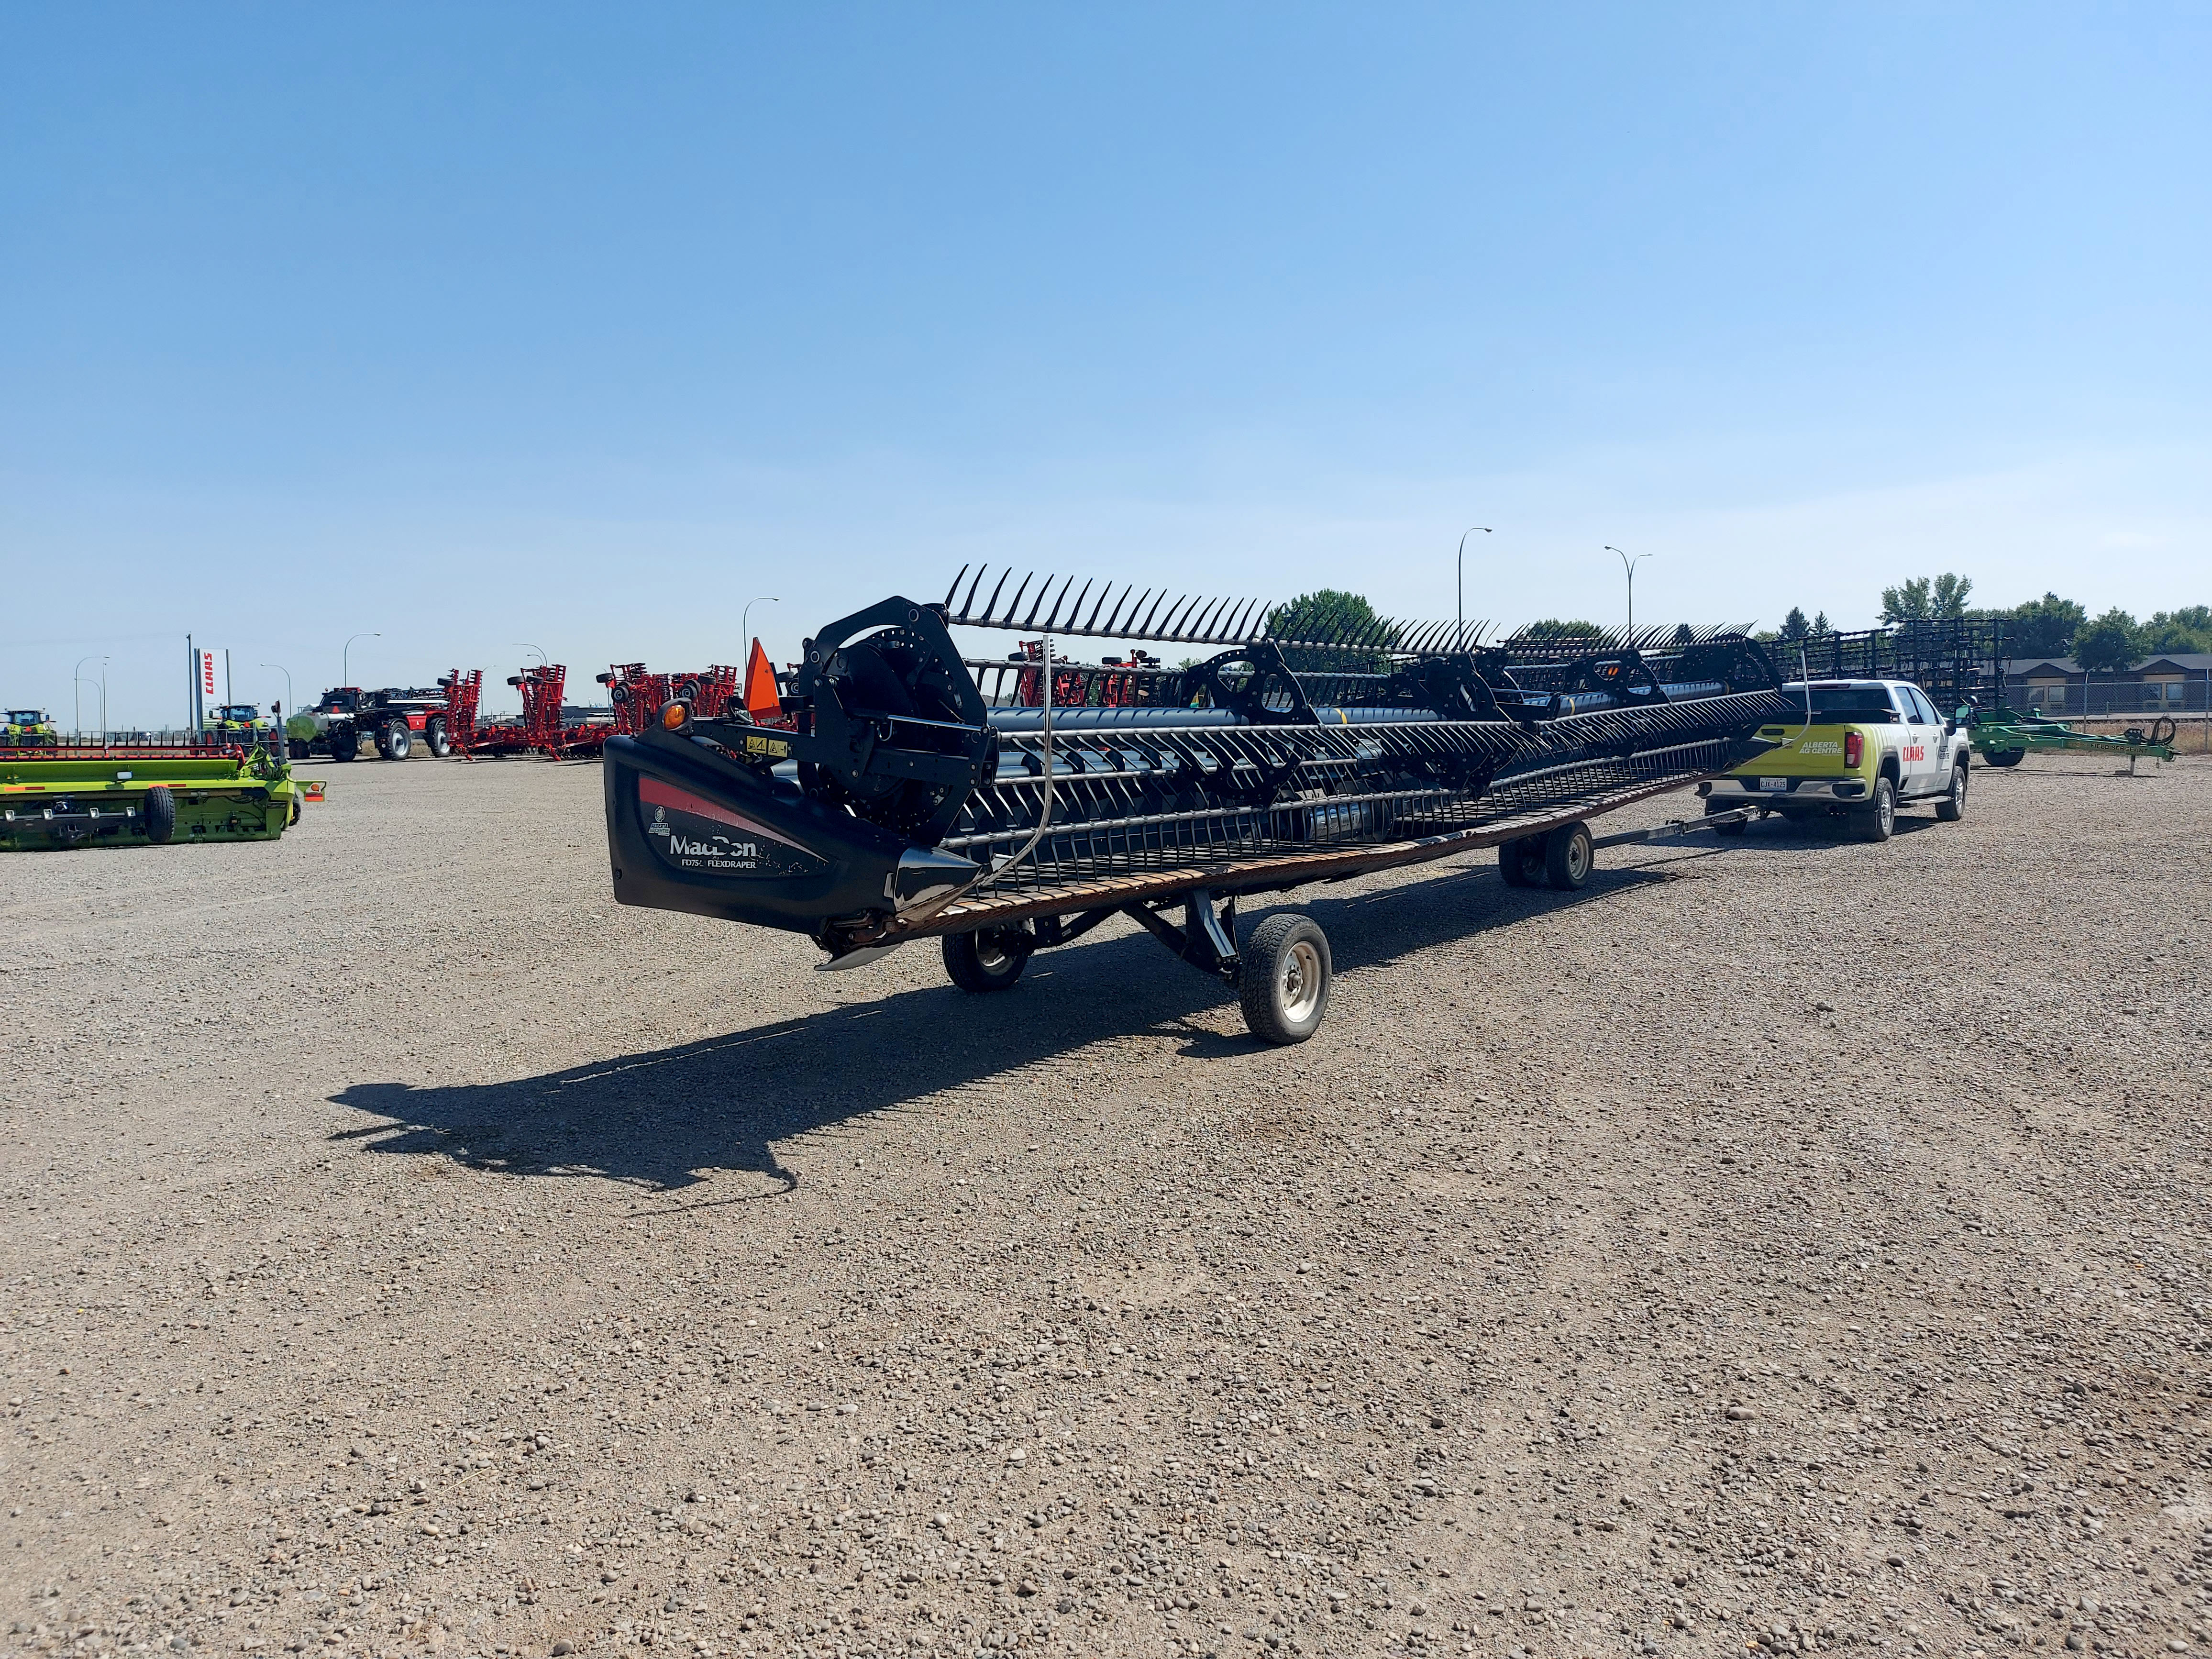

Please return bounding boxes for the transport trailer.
[601,572,1796,1042]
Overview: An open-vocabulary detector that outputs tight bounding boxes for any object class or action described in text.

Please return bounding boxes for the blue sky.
[4,3,2207,724]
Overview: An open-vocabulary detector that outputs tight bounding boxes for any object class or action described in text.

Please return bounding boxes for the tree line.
[1763,573,2210,673]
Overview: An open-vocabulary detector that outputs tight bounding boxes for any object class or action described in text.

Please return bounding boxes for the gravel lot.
[6,751,2211,1659]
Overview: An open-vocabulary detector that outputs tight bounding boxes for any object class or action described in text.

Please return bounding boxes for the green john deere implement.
[0,743,324,851]
[1967,708,2178,771]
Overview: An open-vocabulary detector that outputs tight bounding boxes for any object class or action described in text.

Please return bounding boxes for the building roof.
[2009,652,2212,676]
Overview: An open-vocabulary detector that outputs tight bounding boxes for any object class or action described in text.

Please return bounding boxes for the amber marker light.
[662,700,690,731]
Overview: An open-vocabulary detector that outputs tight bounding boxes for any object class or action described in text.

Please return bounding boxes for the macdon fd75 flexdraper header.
[602,569,1797,1042]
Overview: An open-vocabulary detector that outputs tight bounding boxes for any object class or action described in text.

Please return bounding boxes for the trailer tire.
[943,927,1031,993]
[142,786,176,844]
[1497,837,1539,886]
[1240,914,1331,1045]
[1704,799,1748,836]
[1543,821,1594,889]
[1851,776,1897,842]
[384,718,412,760]
[1935,762,1968,821]
[425,716,451,757]
[1985,748,2024,767]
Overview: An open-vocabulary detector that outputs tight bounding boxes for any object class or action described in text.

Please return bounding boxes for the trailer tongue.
[603,573,1795,1041]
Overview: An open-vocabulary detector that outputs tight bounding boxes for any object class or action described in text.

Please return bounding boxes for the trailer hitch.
[1121,888,1242,984]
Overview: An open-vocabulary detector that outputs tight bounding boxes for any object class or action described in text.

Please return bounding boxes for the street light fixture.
[512,643,549,666]
[343,632,381,688]
[1604,546,1651,635]
[1454,530,1491,653]
[742,597,780,650]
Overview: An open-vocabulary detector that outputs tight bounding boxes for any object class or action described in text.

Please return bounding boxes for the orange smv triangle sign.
[743,639,781,721]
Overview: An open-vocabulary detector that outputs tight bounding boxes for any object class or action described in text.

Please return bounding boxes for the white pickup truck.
[1700,678,1971,841]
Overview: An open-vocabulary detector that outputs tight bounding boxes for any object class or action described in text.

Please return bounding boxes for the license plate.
[1759,777,1789,792]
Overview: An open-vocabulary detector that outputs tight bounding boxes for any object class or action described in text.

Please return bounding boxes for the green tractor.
[204,703,269,744]
[4,708,59,747]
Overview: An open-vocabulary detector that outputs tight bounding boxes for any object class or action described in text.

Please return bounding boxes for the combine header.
[601,570,1796,1042]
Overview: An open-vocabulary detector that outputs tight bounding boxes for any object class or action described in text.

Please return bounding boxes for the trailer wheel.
[1497,837,1539,886]
[1935,762,1968,821]
[943,927,1031,993]
[142,786,176,844]
[384,718,412,760]
[1240,914,1331,1045]
[425,716,451,757]
[1704,799,1748,836]
[1985,748,2024,767]
[1543,821,1593,889]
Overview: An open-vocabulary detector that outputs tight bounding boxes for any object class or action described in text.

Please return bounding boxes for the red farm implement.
[438,665,609,759]
[598,663,750,734]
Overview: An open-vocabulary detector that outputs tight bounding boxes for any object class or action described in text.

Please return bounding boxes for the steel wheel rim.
[1954,770,1966,808]
[1568,837,1589,880]
[975,934,1014,973]
[1878,789,1894,833]
[1279,940,1322,1023]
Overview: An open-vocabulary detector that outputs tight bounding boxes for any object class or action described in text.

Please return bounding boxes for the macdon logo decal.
[636,777,826,877]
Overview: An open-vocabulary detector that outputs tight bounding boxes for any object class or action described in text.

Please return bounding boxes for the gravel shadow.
[325,854,1703,1193]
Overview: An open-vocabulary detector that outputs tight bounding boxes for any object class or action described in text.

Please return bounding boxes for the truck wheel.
[1497,837,1539,886]
[384,718,412,759]
[1852,776,1897,842]
[942,927,1031,993]
[142,786,176,844]
[1985,748,2024,767]
[425,716,451,757]
[1239,913,1331,1045]
[1543,821,1594,889]
[1704,799,1748,836]
[327,725,355,760]
[1935,762,1968,821]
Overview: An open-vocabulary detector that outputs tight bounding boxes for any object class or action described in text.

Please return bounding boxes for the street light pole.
[74,653,99,740]
[260,663,293,731]
[1454,531,1491,653]
[742,597,781,653]
[1604,546,1651,635]
[512,642,548,666]
[343,631,381,689]
[98,658,108,744]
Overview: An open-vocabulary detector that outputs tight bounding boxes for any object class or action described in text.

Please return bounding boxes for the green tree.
[1880,572,1973,623]
[1779,607,1810,641]
[1999,592,2087,658]
[2072,608,2144,673]
[1518,618,1604,639]
[1266,589,1396,674]
[1811,610,1831,636]
[2142,606,2212,654]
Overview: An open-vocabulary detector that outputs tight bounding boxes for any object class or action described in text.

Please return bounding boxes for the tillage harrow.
[601,570,1796,1042]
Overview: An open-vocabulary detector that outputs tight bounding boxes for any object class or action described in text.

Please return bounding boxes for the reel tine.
[981,567,1014,624]
[944,564,972,611]
[1003,571,1037,627]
